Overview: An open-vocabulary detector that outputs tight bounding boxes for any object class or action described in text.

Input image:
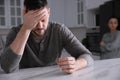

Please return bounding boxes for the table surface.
[0,58,120,80]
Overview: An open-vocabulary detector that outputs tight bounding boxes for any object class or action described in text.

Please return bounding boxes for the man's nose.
[39,21,43,28]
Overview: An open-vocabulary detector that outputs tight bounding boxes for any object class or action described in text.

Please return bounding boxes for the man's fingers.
[33,10,48,22]
[60,64,76,69]
[62,68,75,74]
[57,60,75,66]
[31,12,47,24]
[35,14,47,22]
[24,8,48,24]
[57,57,77,74]
[33,10,47,18]
[29,8,44,15]
[32,8,47,16]
[26,9,46,18]
[57,57,75,62]
[57,60,76,70]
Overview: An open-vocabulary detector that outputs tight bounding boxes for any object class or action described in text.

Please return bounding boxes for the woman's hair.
[24,0,48,11]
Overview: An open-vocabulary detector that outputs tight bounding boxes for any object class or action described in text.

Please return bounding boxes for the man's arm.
[0,24,32,73]
[1,10,47,73]
[57,25,94,74]
[0,28,23,73]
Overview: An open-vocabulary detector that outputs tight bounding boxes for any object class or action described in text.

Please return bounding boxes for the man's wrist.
[21,25,32,33]
[75,58,87,70]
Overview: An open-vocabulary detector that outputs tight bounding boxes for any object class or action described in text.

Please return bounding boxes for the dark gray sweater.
[1,22,94,73]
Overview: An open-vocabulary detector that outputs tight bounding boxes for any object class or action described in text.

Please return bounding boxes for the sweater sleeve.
[1,28,22,73]
[101,32,120,52]
[100,34,109,52]
[60,24,94,66]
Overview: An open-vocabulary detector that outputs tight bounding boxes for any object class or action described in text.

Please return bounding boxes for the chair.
[0,36,4,56]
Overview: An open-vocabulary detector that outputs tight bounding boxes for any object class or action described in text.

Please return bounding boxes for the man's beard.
[32,29,45,37]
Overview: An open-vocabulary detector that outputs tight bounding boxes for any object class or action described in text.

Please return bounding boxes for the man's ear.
[23,6,27,16]
[47,8,50,15]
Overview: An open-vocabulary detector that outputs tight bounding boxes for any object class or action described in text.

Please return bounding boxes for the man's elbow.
[1,64,17,73]
[88,57,94,66]
[80,53,94,67]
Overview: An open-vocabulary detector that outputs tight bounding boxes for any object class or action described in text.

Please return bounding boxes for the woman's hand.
[100,41,105,46]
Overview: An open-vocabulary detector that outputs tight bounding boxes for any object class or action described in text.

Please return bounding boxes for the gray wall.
[0,29,9,42]
[69,27,86,42]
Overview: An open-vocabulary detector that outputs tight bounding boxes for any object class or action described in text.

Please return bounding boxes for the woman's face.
[108,18,118,31]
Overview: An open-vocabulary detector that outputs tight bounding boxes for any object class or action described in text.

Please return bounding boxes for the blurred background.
[0,0,120,60]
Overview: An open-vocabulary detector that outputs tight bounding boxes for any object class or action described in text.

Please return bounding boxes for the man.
[1,0,94,74]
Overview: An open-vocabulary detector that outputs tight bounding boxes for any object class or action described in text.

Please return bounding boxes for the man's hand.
[23,9,48,31]
[57,57,87,74]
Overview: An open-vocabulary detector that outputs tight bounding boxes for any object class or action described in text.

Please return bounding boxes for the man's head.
[23,0,50,37]
[24,0,48,12]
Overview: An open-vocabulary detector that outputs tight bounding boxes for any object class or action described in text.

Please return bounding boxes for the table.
[0,58,120,80]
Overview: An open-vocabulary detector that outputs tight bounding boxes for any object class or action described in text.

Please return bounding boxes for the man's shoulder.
[49,22,71,35]
[49,22,66,30]
[6,24,22,40]
[10,24,22,33]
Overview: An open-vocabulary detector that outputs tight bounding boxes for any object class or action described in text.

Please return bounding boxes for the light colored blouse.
[101,30,120,59]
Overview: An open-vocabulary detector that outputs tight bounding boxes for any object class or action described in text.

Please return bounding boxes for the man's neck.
[31,31,44,43]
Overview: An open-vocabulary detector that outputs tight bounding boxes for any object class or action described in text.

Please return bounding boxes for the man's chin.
[35,30,45,36]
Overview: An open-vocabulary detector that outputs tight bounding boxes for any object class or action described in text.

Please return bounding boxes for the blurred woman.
[100,17,120,59]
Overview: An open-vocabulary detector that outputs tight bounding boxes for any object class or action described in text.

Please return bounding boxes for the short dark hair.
[24,0,48,11]
[108,16,119,23]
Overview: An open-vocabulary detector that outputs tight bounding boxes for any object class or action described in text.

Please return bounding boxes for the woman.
[100,17,120,59]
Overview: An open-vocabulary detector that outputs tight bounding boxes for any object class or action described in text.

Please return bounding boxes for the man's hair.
[24,0,48,11]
